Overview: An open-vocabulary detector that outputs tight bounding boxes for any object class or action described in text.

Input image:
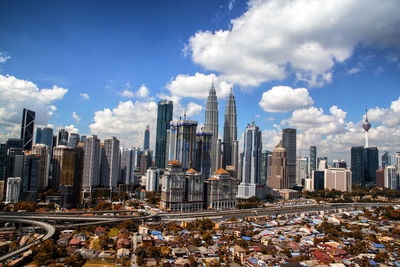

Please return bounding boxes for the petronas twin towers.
[204,82,238,177]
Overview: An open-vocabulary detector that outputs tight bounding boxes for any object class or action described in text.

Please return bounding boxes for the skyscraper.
[21,108,35,151]
[22,153,40,201]
[364,147,379,186]
[223,88,237,171]
[310,146,317,174]
[351,146,364,186]
[268,142,288,189]
[120,147,133,184]
[155,100,173,168]
[382,151,391,169]
[35,127,53,147]
[5,177,21,203]
[261,150,272,187]
[82,135,101,193]
[57,128,69,146]
[166,118,197,171]
[144,125,150,150]
[324,168,352,192]
[384,165,397,190]
[296,157,308,185]
[52,146,76,192]
[238,121,263,199]
[195,129,212,179]
[101,137,120,190]
[204,82,218,173]
[282,128,296,187]
[68,133,80,148]
[32,144,50,190]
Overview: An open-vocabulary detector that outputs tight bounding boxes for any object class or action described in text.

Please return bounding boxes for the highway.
[0,218,55,263]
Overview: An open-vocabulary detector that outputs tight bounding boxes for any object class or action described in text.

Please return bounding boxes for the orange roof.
[168,160,181,166]
[186,168,197,173]
[208,177,219,181]
[214,168,229,174]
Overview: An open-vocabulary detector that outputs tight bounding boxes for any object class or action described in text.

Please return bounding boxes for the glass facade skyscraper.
[35,127,53,147]
[282,128,296,188]
[155,100,173,168]
[351,146,379,186]
[20,108,35,151]
[310,146,316,174]
[144,125,150,150]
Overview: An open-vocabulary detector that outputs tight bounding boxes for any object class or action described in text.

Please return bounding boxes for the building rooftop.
[214,168,229,174]
[168,160,181,166]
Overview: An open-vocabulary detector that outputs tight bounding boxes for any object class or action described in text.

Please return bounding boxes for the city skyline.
[1,0,400,162]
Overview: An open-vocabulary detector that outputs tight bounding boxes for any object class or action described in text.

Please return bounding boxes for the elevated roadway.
[0,218,55,263]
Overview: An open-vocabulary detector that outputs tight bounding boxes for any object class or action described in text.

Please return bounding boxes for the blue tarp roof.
[156,235,164,240]
[242,236,251,241]
[369,259,378,266]
[150,231,161,235]
[373,243,385,248]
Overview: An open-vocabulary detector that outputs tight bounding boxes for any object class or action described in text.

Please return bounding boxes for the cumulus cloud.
[166,72,232,99]
[0,52,11,63]
[120,83,150,98]
[89,100,157,148]
[187,0,400,87]
[259,86,314,113]
[347,67,361,75]
[185,102,203,117]
[367,97,400,126]
[0,74,68,135]
[72,112,81,124]
[64,125,79,134]
[80,93,89,99]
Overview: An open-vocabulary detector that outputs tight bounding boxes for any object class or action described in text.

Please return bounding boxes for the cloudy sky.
[1,0,400,163]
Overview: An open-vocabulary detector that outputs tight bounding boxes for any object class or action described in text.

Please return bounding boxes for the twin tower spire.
[204,81,238,175]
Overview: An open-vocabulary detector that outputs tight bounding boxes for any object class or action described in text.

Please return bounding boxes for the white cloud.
[80,93,89,99]
[0,74,68,132]
[120,84,150,98]
[185,102,203,117]
[89,100,158,148]
[0,52,11,63]
[367,97,400,126]
[187,0,400,87]
[347,67,361,75]
[72,112,81,124]
[136,84,149,98]
[65,125,79,134]
[259,86,314,113]
[166,72,232,99]
[374,66,384,76]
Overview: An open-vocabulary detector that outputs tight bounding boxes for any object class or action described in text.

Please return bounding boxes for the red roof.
[312,251,332,263]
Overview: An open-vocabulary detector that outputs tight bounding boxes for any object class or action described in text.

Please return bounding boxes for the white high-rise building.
[6,177,21,203]
[324,168,352,192]
[237,121,263,199]
[101,137,120,190]
[146,168,160,192]
[121,147,133,184]
[384,165,398,190]
[82,135,101,192]
[296,157,308,185]
[204,82,218,173]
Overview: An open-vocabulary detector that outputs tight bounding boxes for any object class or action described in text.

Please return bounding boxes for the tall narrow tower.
[223,88,237,171]
[282,128,296,188]
[155,100,173,168]
[363,108,371,148]
[204,82,218,173]
[144,125,150,150]
[21,108,35,151]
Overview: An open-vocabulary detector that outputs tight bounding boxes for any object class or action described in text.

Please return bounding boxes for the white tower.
[362,108,371,148]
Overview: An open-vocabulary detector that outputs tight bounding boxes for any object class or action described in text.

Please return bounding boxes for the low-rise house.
[117,248,130,258]
[94,226,106,235]
[172,247,187,258]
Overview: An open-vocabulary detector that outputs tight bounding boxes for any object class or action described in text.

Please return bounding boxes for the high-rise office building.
[155,100,173,169]
[351,146,378,186]
[364,147,379,186]
[333,160,347,168]
[318,158,328,171]
[384,165,398,190]
[82,135,101,192]
[324,168,352,192]
[376,168,384,188]
[223,88,237,172]
[22,153,40,201]
[68,133,80,148]
[282,128,296,187]
[52,146,76,192]
[101,137,120,190]
[144,125,150,150]
[194,129,212,179]
[237,121,263,199]
[166,118,197,171]
[260,150,272,187]
[204,82,219,173]
[312,171,325,191]
[21,108,35,151]
[268,142,288,189]
[0,143,6,180]
[5,148,24,179]
[57,128,69,146]
[120,147,133,184]
[35,127,53,147]
[382,151,391,169]
[310,146,317,174]
[296,157,308,185]
[6,177,21,203]
[146,167,160,192]
[351,146,364,186]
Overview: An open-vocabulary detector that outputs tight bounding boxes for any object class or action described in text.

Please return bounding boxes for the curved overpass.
[0,218,55,263]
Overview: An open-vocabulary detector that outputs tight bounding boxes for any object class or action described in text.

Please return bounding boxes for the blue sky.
[1,0,400,162]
